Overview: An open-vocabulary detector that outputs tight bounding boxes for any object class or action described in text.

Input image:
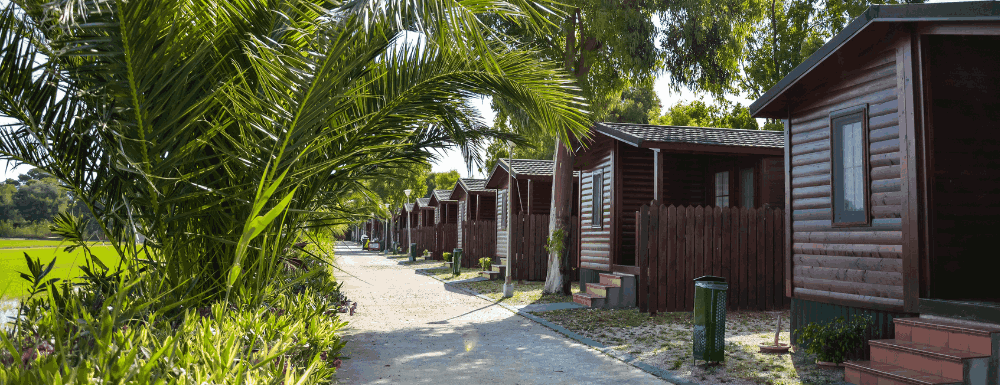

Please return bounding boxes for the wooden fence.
[460,220,496,268]
[435,223,458,260]
[506,214,578,281]
[394,227,435,255]
[635,203,787,314]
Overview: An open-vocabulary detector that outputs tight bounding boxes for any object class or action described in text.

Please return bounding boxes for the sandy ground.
[332,241,667,385]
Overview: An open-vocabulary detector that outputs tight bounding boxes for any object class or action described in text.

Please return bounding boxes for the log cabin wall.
[761,157,785,208]
[496,188,508,260]
[457,200,467,248]
[787,42,905,310]
[577,137,614,273]
[618,143,655,267]
[660,153,712,207]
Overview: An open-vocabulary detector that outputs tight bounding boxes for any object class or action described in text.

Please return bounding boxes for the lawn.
[0,245,123,300]
[456,279,582,305]
[0,239,104,249]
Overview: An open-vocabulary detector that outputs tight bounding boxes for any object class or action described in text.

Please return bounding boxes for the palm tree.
[0,0,589,302]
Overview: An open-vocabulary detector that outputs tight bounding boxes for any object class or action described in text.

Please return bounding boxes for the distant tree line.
[0,168,100,238]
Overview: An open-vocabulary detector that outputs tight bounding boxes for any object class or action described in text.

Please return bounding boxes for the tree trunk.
[543,8,581,295]
[543,138,576,294]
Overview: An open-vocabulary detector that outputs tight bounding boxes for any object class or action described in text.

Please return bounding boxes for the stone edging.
[409,258,697,385]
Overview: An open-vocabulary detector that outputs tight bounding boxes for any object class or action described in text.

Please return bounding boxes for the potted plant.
[797,315,873,367]
[479,257,492,271]
[422,249,430,260]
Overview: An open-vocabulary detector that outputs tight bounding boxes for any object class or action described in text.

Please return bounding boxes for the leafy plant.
[479,257,492,271]
[796,315,873,364]
[443,252,452,262]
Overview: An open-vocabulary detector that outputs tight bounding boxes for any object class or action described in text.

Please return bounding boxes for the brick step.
[868,339,989,381]
[895,317,1000,356]
[599,273,623,286]
[586,283,618,298]
[573,292,606,308]
[845,360,963,385]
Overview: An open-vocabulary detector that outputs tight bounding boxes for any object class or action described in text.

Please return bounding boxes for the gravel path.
[332,241,667,384]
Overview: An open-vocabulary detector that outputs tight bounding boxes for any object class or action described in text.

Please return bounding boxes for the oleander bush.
[479,257,492,271]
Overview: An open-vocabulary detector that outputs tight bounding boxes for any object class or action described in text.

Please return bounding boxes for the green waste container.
[409,243,417,262]
[452,248,463,275]
[693,275,728,363]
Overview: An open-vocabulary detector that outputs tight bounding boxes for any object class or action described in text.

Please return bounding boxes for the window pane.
[592,173,603,228]
[740,168,754,208]
[833,114,866,224]
[714,171,729,207]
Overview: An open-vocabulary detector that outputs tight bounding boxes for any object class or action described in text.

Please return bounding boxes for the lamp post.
[404,189,413,262]
[383,203,391,256]
[503,141,514,298]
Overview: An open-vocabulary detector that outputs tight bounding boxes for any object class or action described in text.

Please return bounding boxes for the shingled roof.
[403,203,415,212]
[415,197,433,209]
[593,123,783,153]
[458,178,489,192]
[433,189,454,202]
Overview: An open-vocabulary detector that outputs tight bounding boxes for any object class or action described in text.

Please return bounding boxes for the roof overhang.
[593,122,783,156]
[750,1,1000,119]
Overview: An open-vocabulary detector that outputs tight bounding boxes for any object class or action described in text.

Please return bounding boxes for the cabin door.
[922,34,1000,307]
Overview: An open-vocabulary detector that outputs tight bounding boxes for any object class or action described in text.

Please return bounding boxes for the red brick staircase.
[572,273,636,309]
[844,317,1000,385]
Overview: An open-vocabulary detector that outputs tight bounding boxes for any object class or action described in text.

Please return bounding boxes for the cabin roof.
[485,159,580,188]
[593,122,784,154]
[404,203,415,212]
[415,197,433,209]
[750,1,1000,118]
[449,178,495,200]
[428,189,455,206]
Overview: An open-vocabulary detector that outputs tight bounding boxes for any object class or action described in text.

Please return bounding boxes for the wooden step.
[895,317,1000,356]
[599,273,623,286]
[573,292,605,308]
[869,339,989,380]
[845,360,963,385]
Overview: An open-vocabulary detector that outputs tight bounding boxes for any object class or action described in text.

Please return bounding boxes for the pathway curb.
[398,251,696,385]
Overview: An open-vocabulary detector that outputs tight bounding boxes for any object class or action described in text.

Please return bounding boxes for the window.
[831,105,869,226]
[740,167,754,208]
[592,172,603,228]
[714,171,730,207]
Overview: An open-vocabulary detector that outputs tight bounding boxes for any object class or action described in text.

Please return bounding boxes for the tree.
[478,135,555,176]
[606,83,661,124]
[650,99,763,131]
[1,0,590,302]
[432,170,461,193]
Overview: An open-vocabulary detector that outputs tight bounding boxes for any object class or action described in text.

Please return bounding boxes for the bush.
[479,257,492,271]
[797,315,873,364]
[0,220,57,239]
[443,252,452,262]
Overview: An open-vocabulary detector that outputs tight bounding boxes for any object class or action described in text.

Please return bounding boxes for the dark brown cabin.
[485,159,579,281]
[414,197,434,228]
[573,123,785,287]
[428,189,459,258]
[449,178,497,264]
[395,203,419,249]
[750,2,1000,381]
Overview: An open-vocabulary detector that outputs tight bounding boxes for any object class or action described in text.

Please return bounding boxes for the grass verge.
[536,308,847,385]
[455,279,582,305]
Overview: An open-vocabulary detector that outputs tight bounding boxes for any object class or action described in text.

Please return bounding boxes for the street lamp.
[383,203,391,256]
[503,142,514,298]
[404,189,413,262]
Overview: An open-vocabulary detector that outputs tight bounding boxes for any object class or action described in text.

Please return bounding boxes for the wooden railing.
[461,220,496,268]
[635,203,788,314]
[506,214,578,281]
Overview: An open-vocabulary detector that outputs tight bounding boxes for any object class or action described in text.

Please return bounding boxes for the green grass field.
[0,244,123,300]
[0,239,73,249]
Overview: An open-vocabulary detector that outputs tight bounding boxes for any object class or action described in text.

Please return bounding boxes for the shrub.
[479,257,492,271]
[797,315,873,364]
[443,252,452,262]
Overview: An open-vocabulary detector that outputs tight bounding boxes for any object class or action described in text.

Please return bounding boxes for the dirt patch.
[536,308,848,385]
[455,280,582,305]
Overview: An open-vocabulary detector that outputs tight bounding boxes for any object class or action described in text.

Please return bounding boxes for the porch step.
[895,317,1000,356]
[868,339,989,381]
[491,264,506,277]
[599,273,623,286]
[573,292,606,308]
[844,360,962,385]
[479,271,501,281]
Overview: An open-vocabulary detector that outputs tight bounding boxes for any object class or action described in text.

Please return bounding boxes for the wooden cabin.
[415,197,434,228]
[395,203,419,249]
[572,123,785,308]
[485,158,579,281]
[428,189,459,258]
[750,2,1000,383]
[449,178,496,267]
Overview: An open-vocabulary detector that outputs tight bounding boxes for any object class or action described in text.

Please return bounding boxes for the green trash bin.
[693,275,728,363]
[409,243,417,262]
[452,248,463,275]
